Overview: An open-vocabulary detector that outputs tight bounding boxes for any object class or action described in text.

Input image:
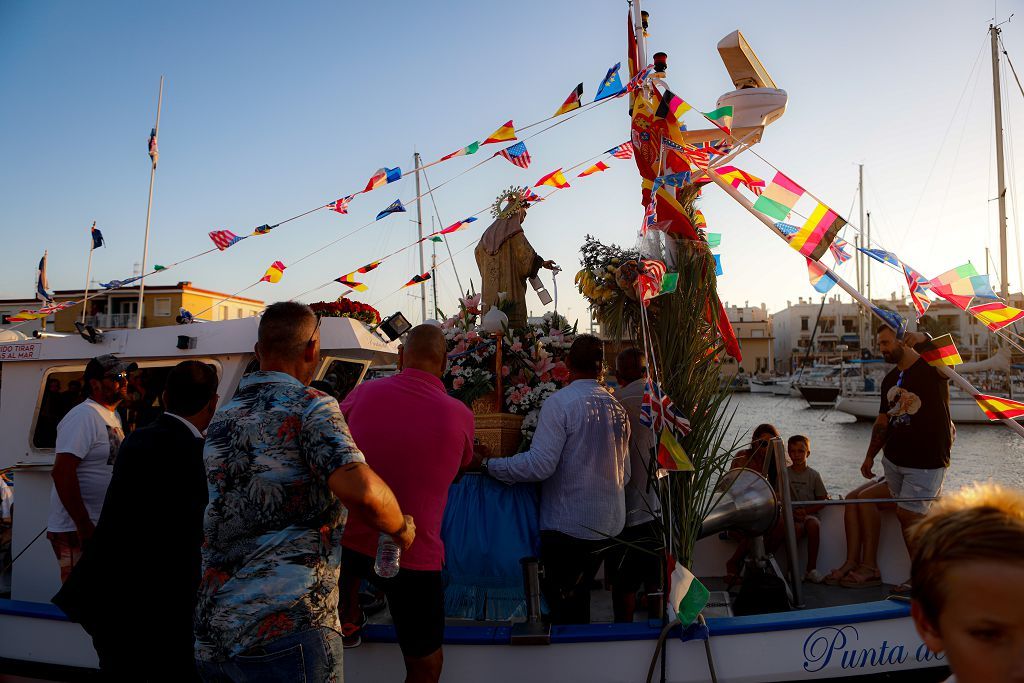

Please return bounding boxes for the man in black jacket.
[54,360,219,680]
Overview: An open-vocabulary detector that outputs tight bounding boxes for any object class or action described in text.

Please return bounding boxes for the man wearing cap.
[47,354,135,581]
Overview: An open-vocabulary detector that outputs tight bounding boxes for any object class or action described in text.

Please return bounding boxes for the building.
[772,297,862,372]
[721,302,774,377]
[48,282,264,332]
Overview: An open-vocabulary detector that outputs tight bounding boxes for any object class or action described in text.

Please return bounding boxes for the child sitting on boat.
[777,434,828,583]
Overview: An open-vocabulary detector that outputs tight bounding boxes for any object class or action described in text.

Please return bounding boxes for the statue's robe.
[475,217,543,330]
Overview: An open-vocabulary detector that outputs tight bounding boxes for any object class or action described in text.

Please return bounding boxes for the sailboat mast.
[137,75,163,329]
[991,23,1009,298]
[414,151,427,323]
[857,164,865,346]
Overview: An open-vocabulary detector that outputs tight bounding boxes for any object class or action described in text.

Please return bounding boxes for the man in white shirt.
[47,354,135,581]
[484,335,630,624]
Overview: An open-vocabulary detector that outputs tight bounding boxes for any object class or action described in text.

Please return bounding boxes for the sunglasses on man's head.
[307,315,322,346]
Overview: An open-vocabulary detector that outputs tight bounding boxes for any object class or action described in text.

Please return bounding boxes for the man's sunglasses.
[307,315,322,346]
[104,372,128,383]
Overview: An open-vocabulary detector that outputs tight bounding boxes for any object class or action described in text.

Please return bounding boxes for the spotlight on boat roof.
[378,312,412,342]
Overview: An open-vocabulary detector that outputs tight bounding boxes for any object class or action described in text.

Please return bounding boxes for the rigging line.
[999,36,1024,100]
[370,240,476,308]
[419,164,466,297]
[193,279,264,319]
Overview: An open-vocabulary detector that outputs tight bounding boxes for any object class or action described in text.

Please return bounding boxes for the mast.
[82,221,96,324]
[633,0,647,68]
[431,217,439,319]
[991,23,1010,298]
[137,75,163,329]
[866,211,872,305]
[857,164,865,349]
[414,151,426,323]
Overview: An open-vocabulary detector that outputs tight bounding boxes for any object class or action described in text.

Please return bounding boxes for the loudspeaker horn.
[699,468,778,539]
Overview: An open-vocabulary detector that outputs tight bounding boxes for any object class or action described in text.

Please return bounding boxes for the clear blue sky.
[2,0,1022,325]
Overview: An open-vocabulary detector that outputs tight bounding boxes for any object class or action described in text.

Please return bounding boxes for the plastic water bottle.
[374,532,401,578]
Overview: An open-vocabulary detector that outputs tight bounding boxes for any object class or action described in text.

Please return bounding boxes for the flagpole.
[137,75,163,330]
[414,150,427,324]
[81,221,96,324]
[704,170,1024,439]
[633,0,647,68]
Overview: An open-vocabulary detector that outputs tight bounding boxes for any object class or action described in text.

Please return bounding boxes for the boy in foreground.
[909,482,1024,683]
[777,435,828,583]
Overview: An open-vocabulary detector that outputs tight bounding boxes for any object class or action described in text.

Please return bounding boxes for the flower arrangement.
[441,293,576,445]
[309,299,381,326]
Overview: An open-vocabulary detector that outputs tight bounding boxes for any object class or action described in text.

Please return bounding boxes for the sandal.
[840,565,882,588]
[341,613,367,649]
[823,566,854,586]
[890,582,912,595]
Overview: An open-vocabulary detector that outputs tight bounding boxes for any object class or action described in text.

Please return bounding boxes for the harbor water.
[726,393,1024,496]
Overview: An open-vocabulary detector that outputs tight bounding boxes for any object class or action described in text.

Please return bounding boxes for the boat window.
[31,361,220,450]
[316,359,368,402]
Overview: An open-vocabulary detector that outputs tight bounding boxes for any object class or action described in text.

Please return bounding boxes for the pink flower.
[502,365,511,377]
[551,362,570,382]
[467,330,479,341]
[460,293,482,315]
[450,365,463,376]
[453,377,465,390]
[453,341,467,354]
[509,390,523,403]
[511,342,523,352]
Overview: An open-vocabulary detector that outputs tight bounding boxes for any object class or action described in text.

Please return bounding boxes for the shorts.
[606,520,663,595]
[341,548,444,658]
[881,458,946,515]
[47,530,83,583]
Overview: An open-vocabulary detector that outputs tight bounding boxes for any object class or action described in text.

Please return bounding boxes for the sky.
[2,0,1024,327]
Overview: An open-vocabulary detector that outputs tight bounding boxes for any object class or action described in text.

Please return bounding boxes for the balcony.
[85,313,142,329]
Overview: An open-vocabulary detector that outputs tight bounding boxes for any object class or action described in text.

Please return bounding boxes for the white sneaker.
[804,569,825,584]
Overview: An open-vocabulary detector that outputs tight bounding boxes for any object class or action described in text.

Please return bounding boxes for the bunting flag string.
[704,165,765,195]
[440,141,482,161]
[788,203,847,261]
[375,199,407,221]
[578,161,609,177]
[402,272,432,288]
[918,333,962,367]
[327,196,353,214]
[753,172,806,222]
[905,264,931,318]
[607,142,634,159]
[594,63,625,101]
[830,238,852,265]
[535,168,570,189]
[483,120,517,145]
[363,167,402,193]
[859,248,900,267]
[209,230,245,251]
[8,300,77,322]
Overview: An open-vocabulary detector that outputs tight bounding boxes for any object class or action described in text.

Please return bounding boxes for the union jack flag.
[327,195,353,214]
[606,142,634,159]
[496,142,531,168]
[640,379,692,436]
[209,230,244,251]
[686,140,732,164]
[641,196,658,235]
[829,237,852,265]
[624,65,653,93]
[904,264,931,318]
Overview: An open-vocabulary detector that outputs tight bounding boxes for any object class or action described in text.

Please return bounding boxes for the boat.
[749,376,790,395]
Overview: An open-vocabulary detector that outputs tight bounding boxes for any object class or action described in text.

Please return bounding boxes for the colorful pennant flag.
[969,302,1024,331]
[975,393,1024,421]
[830,238,852,265]
[753,172,806,222]
[403,272,432,288]
[905,264,931,318]
[636,259,669,304]
[36,252,52,303]
[209,230,245,251]
[789,203,846,261]
[652,171,691,191]
[685,140,732,164]
[483,120,516,145]
[148,127,158,168]
[668,563,709,626]
[251,224,275,236]
[260,261,286,284]
[327,196,353,214]
[775,222,799,237]
[625,64,653,94]
[376,199,407,221]
[714,254,723,277]
[931,263,979,287]
[495,141,531,168]
[578,161,610,177]
[640,379,692,436]
[100,275,143,289]
[363,167,402,193]
[860,248,900,267]
[440,141,481,161]
[594,63,625,101]
[521,188,542,203]
[701,105,734,135]
[535,169,570,189]
[918,333,962,367]
[658,428,694,471]
[872,305,906,338]
[931,273,999,310]
[9,300,77,322]
[713,166,765,195]
[90,223,105,249]
[438,217,479,236]
[153,265,166,271]
[806,258,838,294]
[606,142,634,159]
[706,233,722,248]
[655,88,693,123]
[554,83,584,117]
[335,274,368,292]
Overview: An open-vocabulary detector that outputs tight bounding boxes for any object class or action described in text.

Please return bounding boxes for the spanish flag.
[534,168,570,189]
[969,302,1024,331]
[577,161,609,177]
[260,261,286,284]
[657,428,694,471]
[918,333,962,367]
[554,83,583,117]
[483,120,516,145]
[975,393,1024,421]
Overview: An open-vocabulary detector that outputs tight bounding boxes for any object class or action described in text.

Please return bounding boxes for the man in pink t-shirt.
[340,324,473,682]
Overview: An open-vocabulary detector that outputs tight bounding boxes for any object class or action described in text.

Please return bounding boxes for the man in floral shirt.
[195,302,414,681]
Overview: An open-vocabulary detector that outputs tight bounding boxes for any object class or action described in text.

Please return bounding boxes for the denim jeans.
[196,627,345,682]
